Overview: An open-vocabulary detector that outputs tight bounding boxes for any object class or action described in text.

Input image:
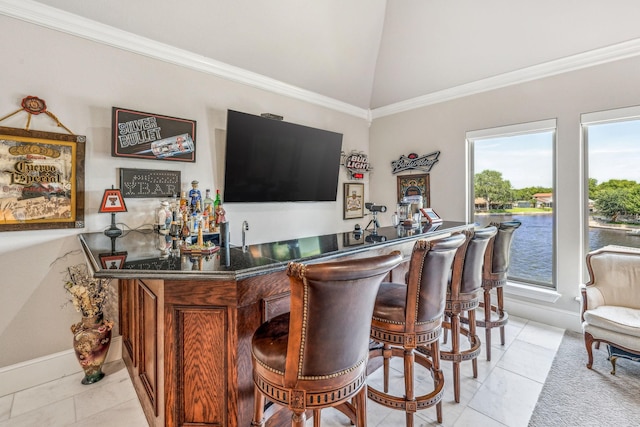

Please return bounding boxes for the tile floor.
[0,315,566,427]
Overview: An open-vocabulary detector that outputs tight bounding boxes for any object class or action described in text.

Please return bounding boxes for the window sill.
[504,280,561,303]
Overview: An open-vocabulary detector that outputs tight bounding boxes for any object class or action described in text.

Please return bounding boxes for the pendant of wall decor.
[341,150,372,179]
[391,151,440,174]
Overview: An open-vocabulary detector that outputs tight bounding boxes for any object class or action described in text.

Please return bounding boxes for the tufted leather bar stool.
[368,234,466,426]
[250,252,403,427]
[476,220,521,361]
[433,226,497,403]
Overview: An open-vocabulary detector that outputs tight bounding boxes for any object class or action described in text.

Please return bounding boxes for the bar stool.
[250,252,403,427]
[436,226,497,403]
[368,234,466,426]
[476,220,521,361]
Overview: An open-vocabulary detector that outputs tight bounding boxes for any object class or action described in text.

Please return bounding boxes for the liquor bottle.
[179,191,188,213]
[213,189,222,225]
[191,201,202,234]
[181,212,190,242]
[203,189,214,213]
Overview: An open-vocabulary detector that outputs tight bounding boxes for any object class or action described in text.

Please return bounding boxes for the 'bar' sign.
[119,168,181,198]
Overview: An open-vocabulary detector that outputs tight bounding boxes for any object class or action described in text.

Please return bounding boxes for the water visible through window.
[471,130,554,288]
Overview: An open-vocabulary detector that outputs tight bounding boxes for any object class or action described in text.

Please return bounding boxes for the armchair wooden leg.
[584,332,595,369]
[313,409,321,427]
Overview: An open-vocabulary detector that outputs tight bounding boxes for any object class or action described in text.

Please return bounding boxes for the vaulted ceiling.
[22,1,640,111]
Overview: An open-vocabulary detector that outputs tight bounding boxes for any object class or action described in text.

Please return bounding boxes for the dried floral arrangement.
[63,264,111,318]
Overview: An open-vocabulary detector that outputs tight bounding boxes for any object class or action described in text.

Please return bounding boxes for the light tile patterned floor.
[0,315,565,427]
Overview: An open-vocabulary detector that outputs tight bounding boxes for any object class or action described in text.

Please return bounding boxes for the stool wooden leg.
[431,341,443,423]
[497,287,506,346]
[483,288,492,361]
[469,308,478,378]
[313,409,321,427]
[442,314,449,344]
[451,312,461,403]
[292,410,306,427]
[354,386,367,427]
[404,349,415,427]
[252,386,265,426]
[383,344,392,393]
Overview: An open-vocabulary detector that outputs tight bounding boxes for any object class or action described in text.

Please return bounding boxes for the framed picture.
[420,208,443,224]
[343,182,364,219]
[0,126,85,231]
[397,173,430,208]
[112,107,197,162]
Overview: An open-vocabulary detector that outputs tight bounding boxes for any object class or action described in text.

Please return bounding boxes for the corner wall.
[0,15,370,370]
[369,54,640,330]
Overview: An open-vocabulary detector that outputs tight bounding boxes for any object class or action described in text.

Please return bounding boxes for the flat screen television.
[223,110,343,202]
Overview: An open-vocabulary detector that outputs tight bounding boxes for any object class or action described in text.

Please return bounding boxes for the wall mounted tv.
[223,110,343,203]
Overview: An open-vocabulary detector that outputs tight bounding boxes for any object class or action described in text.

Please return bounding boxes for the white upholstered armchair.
[581,245,640,371]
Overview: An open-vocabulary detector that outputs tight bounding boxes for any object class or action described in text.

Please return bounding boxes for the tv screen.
[223,110,343,202]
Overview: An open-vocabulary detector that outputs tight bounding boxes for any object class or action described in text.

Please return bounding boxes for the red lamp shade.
[99,188,127,213]
[99,187,127,238]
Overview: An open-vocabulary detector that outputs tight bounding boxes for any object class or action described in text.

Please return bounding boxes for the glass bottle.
[213,189,222,227]
[203,189,214,213]
[181,212,190,243]
[179,191,188,214]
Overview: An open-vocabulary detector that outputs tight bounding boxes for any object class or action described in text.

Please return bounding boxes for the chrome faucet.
[242,220,249,251]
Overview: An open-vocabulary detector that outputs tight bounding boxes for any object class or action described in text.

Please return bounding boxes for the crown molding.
[3,0,640,122]
[371,37,640,119]
[0,0,369,120]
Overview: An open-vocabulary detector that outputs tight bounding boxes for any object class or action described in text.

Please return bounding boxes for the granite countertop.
[79,221,468,280]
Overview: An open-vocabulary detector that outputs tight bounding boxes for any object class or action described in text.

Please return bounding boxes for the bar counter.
[79,221,469,427]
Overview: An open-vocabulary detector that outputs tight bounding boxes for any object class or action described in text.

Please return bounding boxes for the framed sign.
[343,182,364,219]
[119,168,181,198]
[112,107,196,162]
[0,126,85,231]
[397,173,430,208]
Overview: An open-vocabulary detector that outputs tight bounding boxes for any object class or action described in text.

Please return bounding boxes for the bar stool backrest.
[484,220,521,286]
[460,226,498,294]
[406,233,466,325]
[285,251,403,384]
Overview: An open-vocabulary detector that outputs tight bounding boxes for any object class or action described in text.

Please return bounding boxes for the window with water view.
[584,112,640,253]
[468,120,555,288]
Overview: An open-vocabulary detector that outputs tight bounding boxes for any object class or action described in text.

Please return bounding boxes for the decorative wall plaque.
[391,151,440,174]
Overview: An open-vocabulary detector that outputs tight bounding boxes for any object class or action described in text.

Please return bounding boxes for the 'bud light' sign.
[341,150,372,179]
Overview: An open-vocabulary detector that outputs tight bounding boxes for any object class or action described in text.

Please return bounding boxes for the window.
[583,106,640,255]
[467,119,556,288]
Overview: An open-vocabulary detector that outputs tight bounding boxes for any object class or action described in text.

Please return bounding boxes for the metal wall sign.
[341,150,372,179]
[391,151,440,174]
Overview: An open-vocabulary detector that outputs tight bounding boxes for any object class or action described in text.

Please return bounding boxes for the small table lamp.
[99,187,127,238]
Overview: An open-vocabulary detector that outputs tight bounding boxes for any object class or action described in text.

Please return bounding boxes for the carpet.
[528,330,640,426]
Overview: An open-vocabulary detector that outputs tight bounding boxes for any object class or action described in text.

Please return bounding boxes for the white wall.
[369,54,640,331]
[0,15,370,368]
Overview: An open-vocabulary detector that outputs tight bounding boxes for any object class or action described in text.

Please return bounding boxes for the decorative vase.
[71,314,113,385]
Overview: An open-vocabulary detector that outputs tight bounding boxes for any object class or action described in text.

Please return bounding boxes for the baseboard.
[505,297,582,333]
[0,336,122,397]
